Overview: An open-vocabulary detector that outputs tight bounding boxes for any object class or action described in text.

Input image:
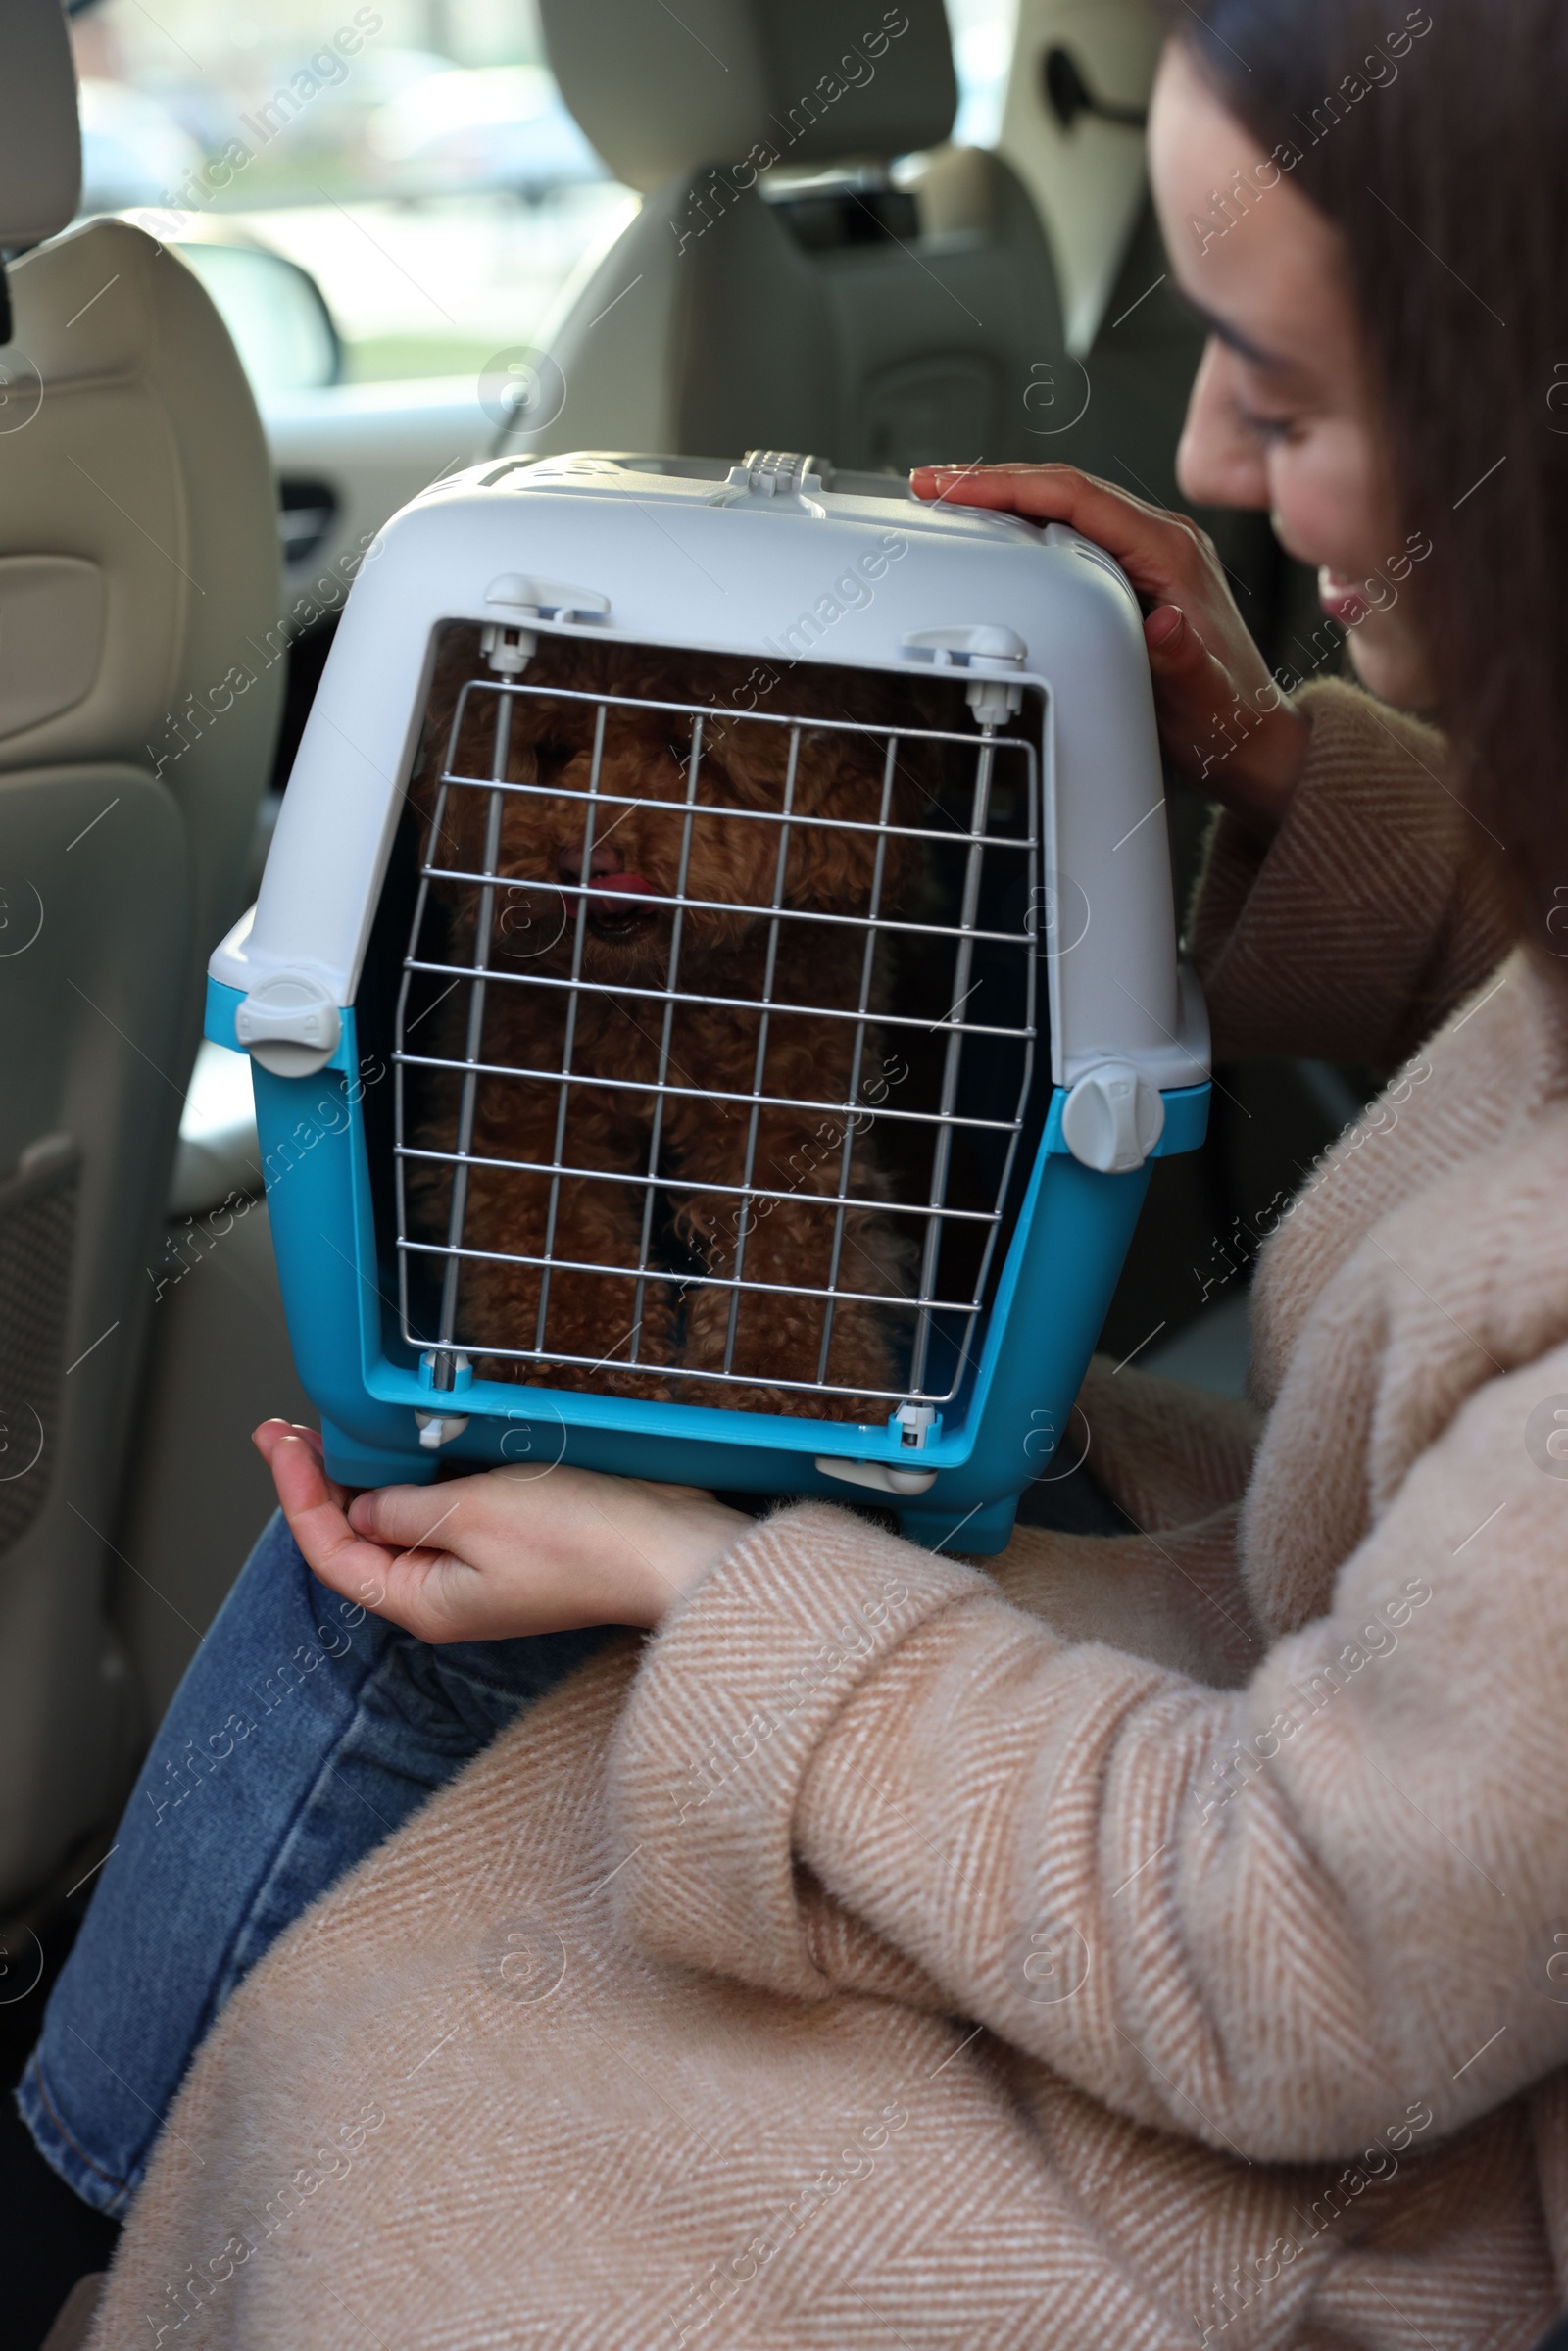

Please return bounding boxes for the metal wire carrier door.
[392,657,1041,1422]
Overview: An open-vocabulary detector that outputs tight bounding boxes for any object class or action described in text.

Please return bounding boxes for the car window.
[949,0,1018,147]
[70,0,1019,392]
[69,0,635,386]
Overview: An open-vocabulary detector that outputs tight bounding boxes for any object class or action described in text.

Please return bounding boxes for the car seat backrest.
[999,0,1163,358]
[511,0,1070,474]
[0,0,283,1904]
[0,0,80,262]
[2,219,283,1013]
[542,0,959,193]
[516,0,1274,597]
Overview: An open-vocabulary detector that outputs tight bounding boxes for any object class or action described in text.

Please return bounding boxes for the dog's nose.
[557,840,624,884]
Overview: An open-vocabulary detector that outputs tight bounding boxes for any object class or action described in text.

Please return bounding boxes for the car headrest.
[0,0,81,253]
[539,0,957,194]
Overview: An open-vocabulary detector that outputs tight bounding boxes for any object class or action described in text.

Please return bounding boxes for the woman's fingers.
[253,1418,352,1510]
[253,1422,416,1617]
[909,463,1309,824]
[1141,603,1307,808]
[358,1464,743,1640]
[910,463,1204,602]
[347,1481,475,1555]
[1143,602,1238,729]
[257,1433,746,1643]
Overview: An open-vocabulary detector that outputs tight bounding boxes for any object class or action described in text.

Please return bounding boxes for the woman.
[30,0,1568,2339]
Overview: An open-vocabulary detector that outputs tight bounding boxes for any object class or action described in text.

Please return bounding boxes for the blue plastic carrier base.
[209,980,1206,1554]
[208,451,1215,1555]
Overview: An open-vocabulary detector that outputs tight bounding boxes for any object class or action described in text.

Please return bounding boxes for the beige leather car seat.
[509,0,1072,471]
[996,0,1234,536]
[0,0,282,1904]
[1000,0,1163,359]
[508,0,1289,617]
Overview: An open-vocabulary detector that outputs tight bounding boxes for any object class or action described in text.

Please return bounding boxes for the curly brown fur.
[402,628,934,1418]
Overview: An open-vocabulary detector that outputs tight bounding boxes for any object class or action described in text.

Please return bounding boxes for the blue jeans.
[16,1510,611,2218]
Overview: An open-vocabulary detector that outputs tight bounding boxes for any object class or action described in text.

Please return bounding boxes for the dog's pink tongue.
[582,871,657,919]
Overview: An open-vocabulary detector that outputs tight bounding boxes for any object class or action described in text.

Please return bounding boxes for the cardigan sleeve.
[1190,679,1515,1065]
[607,1349,1568,2163]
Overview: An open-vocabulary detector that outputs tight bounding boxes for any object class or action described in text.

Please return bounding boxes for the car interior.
[0,0,1374,2337]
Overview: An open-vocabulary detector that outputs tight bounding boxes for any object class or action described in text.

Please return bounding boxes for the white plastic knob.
[235,974,342,1078]
[1060,1061,1165,1173]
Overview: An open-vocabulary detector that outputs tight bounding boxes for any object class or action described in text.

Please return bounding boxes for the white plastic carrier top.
[211,449,1210,1098]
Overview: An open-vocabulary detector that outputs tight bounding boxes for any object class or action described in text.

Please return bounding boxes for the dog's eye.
[533,736,571,768]
[667,735,694,765]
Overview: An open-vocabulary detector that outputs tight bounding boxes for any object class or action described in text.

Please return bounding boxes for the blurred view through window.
[71,0,1018,388]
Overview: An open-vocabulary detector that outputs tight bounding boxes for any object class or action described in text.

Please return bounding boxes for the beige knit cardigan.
[94,682,1568,2350]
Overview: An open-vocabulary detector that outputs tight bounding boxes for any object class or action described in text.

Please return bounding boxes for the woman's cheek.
[1268,444,1363,581]
[1268,410,1398,592]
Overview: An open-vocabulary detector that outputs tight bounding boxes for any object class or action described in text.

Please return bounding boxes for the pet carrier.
[207,450,1210,1554]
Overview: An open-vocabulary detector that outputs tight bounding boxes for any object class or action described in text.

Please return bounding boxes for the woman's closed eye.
[1232,396,1302,447]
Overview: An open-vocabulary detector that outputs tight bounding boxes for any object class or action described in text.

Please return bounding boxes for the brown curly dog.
[402,625,938,1418]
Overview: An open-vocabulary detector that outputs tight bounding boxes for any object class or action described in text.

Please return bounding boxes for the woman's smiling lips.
[1318,566,1371,625]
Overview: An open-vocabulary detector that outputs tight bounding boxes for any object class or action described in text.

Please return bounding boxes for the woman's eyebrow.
[1184,297,1302,377]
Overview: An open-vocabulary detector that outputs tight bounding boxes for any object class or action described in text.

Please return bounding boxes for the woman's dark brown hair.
[1174,0,1568,959]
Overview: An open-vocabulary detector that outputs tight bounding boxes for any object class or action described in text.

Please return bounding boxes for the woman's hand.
[910,463,1311,834]
[253,1420,749,1641]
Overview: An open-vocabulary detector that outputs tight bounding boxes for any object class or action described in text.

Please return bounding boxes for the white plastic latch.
[1060,1060,1166,1173]
[814,1455,939,1497]
[234,974,342,1078]
[481,576,612,673]
[416,1410,469,1449]
[902,624,1026,666]
[813,1400,941,1495]
[900,625,1027,727]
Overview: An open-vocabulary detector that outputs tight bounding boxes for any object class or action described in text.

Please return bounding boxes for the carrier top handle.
[712,451,830,515]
